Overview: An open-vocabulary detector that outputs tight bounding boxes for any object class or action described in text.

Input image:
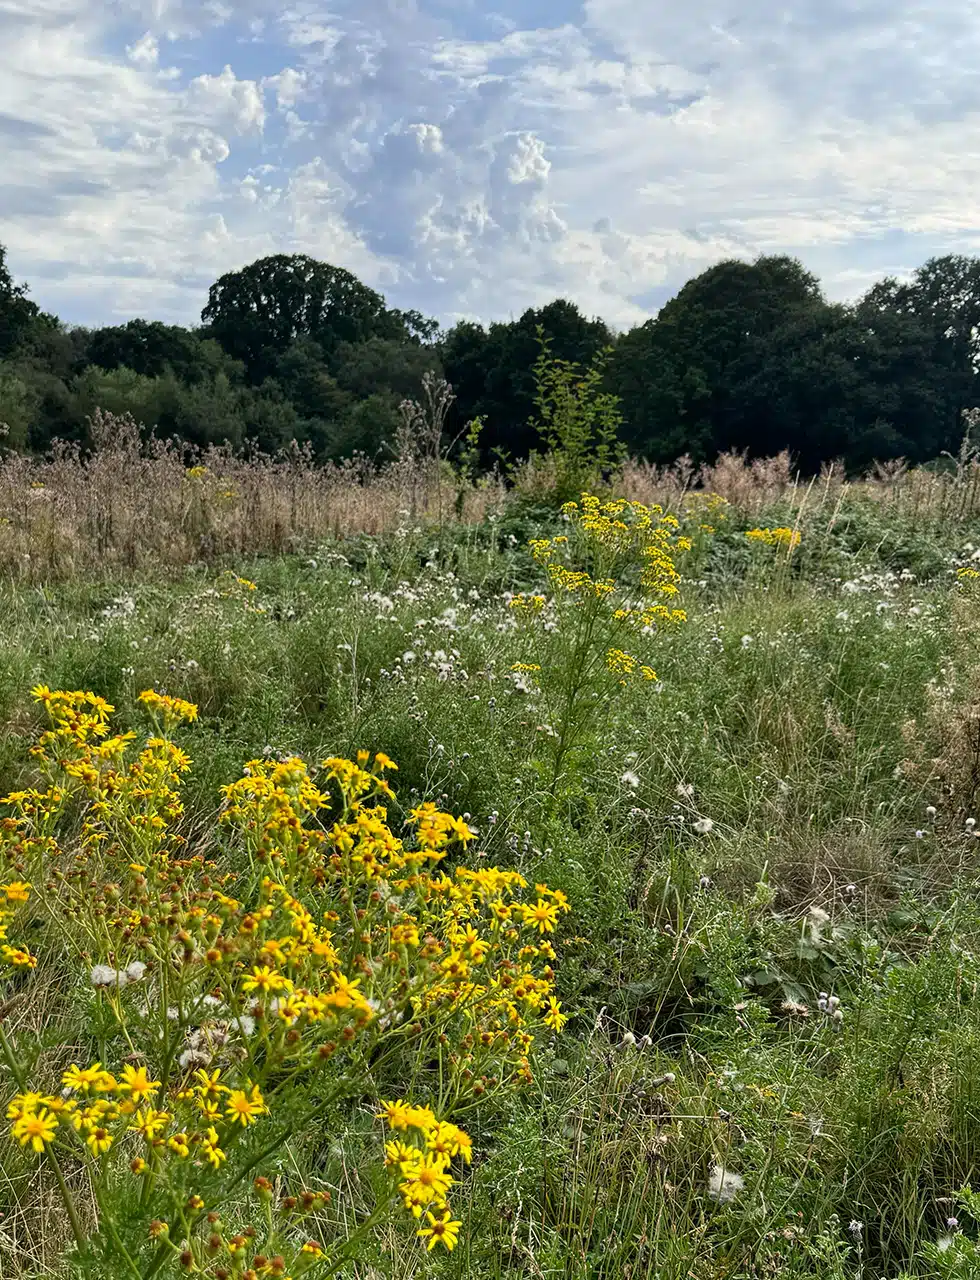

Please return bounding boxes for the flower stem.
[0,1019,87,1250]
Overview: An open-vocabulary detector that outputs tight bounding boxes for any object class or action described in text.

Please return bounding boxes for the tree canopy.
[0,243,979,473]
[200,254,422,385]
[0,246,42,359]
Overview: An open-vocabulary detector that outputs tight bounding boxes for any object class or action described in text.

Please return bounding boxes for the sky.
[3,0,980,333]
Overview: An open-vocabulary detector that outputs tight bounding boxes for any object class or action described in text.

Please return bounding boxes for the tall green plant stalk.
[530,331,626,504]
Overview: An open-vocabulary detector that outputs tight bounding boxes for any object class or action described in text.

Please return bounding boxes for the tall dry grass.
[5,405,980,582]
[619,445,980,526]
[0,411,505,581]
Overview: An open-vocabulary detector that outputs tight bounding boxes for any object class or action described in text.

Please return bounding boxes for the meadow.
[3,436,980,1279]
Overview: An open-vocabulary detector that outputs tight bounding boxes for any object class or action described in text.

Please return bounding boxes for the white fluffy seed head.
[707,1164,744,1204]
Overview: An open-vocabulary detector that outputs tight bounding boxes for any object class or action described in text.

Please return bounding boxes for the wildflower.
[620,770,640,789]
[425,1122,472,1163]
[118,1065,160,1103]
[417,1208,462,1251]
[225,1085,267,1127]
[400,1151,454,1215]
[202,1127,226,1169]
[707,1164,744,1205]
[243,965,293,995]
[12,1107,58,1152]
[744,527,800,550]
[63,1064,116,1094]
[167,1132,191,1158]
[7,1092,45,1121]
[385,1139,418,1168]
[848,1220,864,1242]
[543,997,567,1032]
[4,882,30,903]
[85,1126,113,1157]
[193,1068,227,1101]
[130,1108,171,1141]
[693,817,714,835]
[525,899,559,934]
[137,689,198,726]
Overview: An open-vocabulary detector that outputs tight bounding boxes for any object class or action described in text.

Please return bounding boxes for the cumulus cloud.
[263,66,306,110]
[4,0,980,329]
[187,65,265,134]
[126,32,159,66]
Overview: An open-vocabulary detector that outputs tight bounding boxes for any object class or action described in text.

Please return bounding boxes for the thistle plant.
[0,687,569,1277]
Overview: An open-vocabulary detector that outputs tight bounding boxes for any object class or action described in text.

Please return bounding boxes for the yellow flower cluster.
[508,593,547,614]
[532,495,692,601]
[744,527,801,550]
[0,687,570,1268]
[956,566,980,580]
[605,649,658,685]
[0,880,35,971]
[380,1101,471,1248]
[9,1064,264,1164]
[682,491,729,535]
[216,570,263,610]
[523,494,692,631]
[138,688,199,728]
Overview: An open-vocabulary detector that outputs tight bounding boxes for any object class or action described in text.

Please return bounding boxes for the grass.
[2,476,980,1278]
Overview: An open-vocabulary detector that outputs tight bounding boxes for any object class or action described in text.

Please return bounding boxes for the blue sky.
[4,0,980,332]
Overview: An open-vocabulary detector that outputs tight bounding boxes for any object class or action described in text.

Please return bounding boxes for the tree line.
[2,244,979,472]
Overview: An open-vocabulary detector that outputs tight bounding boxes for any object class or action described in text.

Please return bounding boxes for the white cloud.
[263,66,305,109]
[4,0,980,331]
[126,32,159,66]
[188,65,265,134]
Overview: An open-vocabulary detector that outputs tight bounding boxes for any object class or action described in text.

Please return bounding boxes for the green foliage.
[6,240,980,476]
[527,333,626,502]
[1,491,980,1275]
[0,245,40,359]
[605,253,980,472]
[0,366,36,449]
[441,298,614,463]
[200,253,418,386]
